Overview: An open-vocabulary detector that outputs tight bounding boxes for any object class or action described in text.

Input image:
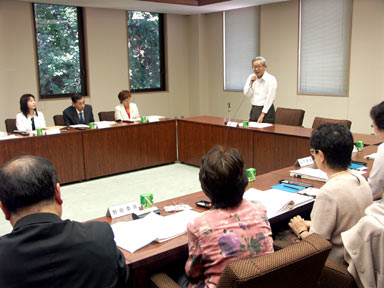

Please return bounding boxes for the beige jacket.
[341,203,384,288]
[114,103,139,121]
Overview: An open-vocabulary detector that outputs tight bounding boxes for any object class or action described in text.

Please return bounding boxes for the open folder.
[111,209,199,253]
[243,188,314,219]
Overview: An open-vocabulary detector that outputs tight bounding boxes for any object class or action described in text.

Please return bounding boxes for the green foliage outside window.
[127,11,164,91]
[34,4,85,97]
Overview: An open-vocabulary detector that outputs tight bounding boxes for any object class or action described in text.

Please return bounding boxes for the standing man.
[0,155,129,288]
[63,94,95,126]
[243,56,277,123]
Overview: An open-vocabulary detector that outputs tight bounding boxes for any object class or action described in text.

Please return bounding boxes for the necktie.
[31,117,36,130]
[79,111,85,124]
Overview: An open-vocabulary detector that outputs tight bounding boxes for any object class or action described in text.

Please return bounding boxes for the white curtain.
[299,0,352,96]
[224,6,259,91]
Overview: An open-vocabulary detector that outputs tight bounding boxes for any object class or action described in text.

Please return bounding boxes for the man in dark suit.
[63,94,95,126]
[0,155,129,288]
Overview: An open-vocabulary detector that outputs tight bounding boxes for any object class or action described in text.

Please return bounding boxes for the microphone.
[224,102,231,124]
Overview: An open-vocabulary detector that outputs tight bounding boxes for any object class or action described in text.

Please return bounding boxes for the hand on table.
[289,215,308,237]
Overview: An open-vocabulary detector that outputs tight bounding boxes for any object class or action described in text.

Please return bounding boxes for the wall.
[0,1,191,131]
[1,0,384,134]
[202,0,384,134]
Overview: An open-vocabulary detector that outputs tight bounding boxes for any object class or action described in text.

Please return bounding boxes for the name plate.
[45,129,61,135]
[296,156,314,167]
[226,121,238,127]
[106,201,140,219]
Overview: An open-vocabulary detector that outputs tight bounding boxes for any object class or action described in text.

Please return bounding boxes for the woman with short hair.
[114,90,140,121]
[16,94,46,131]
[289,123,372,264]
[185,145,274,288]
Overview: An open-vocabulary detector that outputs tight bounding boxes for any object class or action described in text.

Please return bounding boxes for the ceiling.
[16,0,288,15]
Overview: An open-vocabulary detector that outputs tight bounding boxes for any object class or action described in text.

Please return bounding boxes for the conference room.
[1,0,384,287]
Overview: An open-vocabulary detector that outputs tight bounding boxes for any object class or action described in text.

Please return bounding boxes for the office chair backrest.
[5,118,17,133]
[312,117,352,130]
[98,111,115,121]
[53,115,65,126]
[275,107,305,126]
[217,233,331,288]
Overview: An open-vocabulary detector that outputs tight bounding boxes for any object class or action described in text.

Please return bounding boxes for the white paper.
[45,129,61,135]
[70,124,89,128]
[147,115,165,122]
[248,122,273,128]
[0,134,19,140]
[112,210,199,253]
[298,187,320,197]
[290,167,328,181]
[243,188,313,219]
[364,153,377,160]
[112,212,163,253]
[95,121,113,129]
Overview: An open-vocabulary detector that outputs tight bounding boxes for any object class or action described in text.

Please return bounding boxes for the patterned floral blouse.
[185,199,274,288]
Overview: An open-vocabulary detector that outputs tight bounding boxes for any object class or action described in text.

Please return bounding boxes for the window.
[224,7,259,91]
[127,11,165,92]
[299,0,352,96]
[33,3,87,99]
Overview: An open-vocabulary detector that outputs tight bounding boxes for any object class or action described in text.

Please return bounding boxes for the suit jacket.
[63,104,95,125]
[114,103,140,121]
[0,213,129,288]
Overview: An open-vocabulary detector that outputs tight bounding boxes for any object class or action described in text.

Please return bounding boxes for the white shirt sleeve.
[368,144,384,199]
[36,112,46,129]
[243,74,254,97]
[16,113,31,131]
[261,76,277,114]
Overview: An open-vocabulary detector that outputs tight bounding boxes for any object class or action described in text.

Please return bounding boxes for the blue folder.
[271,183,306,193]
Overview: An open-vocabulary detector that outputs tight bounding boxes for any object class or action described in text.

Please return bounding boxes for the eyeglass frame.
[310,148,319,156]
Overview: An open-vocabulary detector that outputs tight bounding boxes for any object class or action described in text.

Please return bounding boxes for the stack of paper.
[290,167,328,182]
[243,188,314,219]
[248,122,273,128]
[112,209,199,253]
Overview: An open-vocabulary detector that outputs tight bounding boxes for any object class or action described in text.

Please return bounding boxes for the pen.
[282,184,300,190]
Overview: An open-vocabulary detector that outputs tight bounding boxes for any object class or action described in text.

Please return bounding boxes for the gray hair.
[252,56,267,66]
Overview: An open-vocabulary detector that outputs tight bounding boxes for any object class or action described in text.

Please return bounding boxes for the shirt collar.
[13,213,62,231]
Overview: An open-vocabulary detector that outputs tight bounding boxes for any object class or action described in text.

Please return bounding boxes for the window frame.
[32,3,88,99]
[126,12,166,93]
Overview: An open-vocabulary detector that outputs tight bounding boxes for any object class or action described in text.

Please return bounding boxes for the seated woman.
[114,90,139,121]
[185,145,274,288]
[289,123,372,264]
[16,94,46,131]
[368,101,384,201]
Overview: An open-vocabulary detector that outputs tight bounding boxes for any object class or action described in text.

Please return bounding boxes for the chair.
[53,115,65,126]
[275,107,305,126]
[312,117,352,130]
[151,233,332,288]
[5,118,17,133]
[274,239,357,288]
[98,111,115,121]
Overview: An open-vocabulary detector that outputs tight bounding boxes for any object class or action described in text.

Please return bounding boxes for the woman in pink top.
[184,145,274,288]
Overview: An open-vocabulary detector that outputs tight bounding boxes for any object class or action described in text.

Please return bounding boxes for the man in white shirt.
[243,57,277,123]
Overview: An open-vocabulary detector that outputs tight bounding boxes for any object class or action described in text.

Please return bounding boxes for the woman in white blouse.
[114,90,140,121]
[368,101,384,201]
[16,94,46,131]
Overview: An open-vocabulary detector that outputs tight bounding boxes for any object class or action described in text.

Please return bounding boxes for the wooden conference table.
[0,119,177,184]
[0,115,379,184]
[92,140,378,287]
[178,116,381,175]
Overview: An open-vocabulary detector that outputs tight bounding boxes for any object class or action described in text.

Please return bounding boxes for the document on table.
[243,188,314,219]
[248,122,273,128]
[112,209,200,253]
[290,167,328,182]
[69,124,89,129]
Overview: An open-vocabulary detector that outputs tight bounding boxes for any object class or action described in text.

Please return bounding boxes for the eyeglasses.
[252,65,265,69]
[310,148,319,156]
